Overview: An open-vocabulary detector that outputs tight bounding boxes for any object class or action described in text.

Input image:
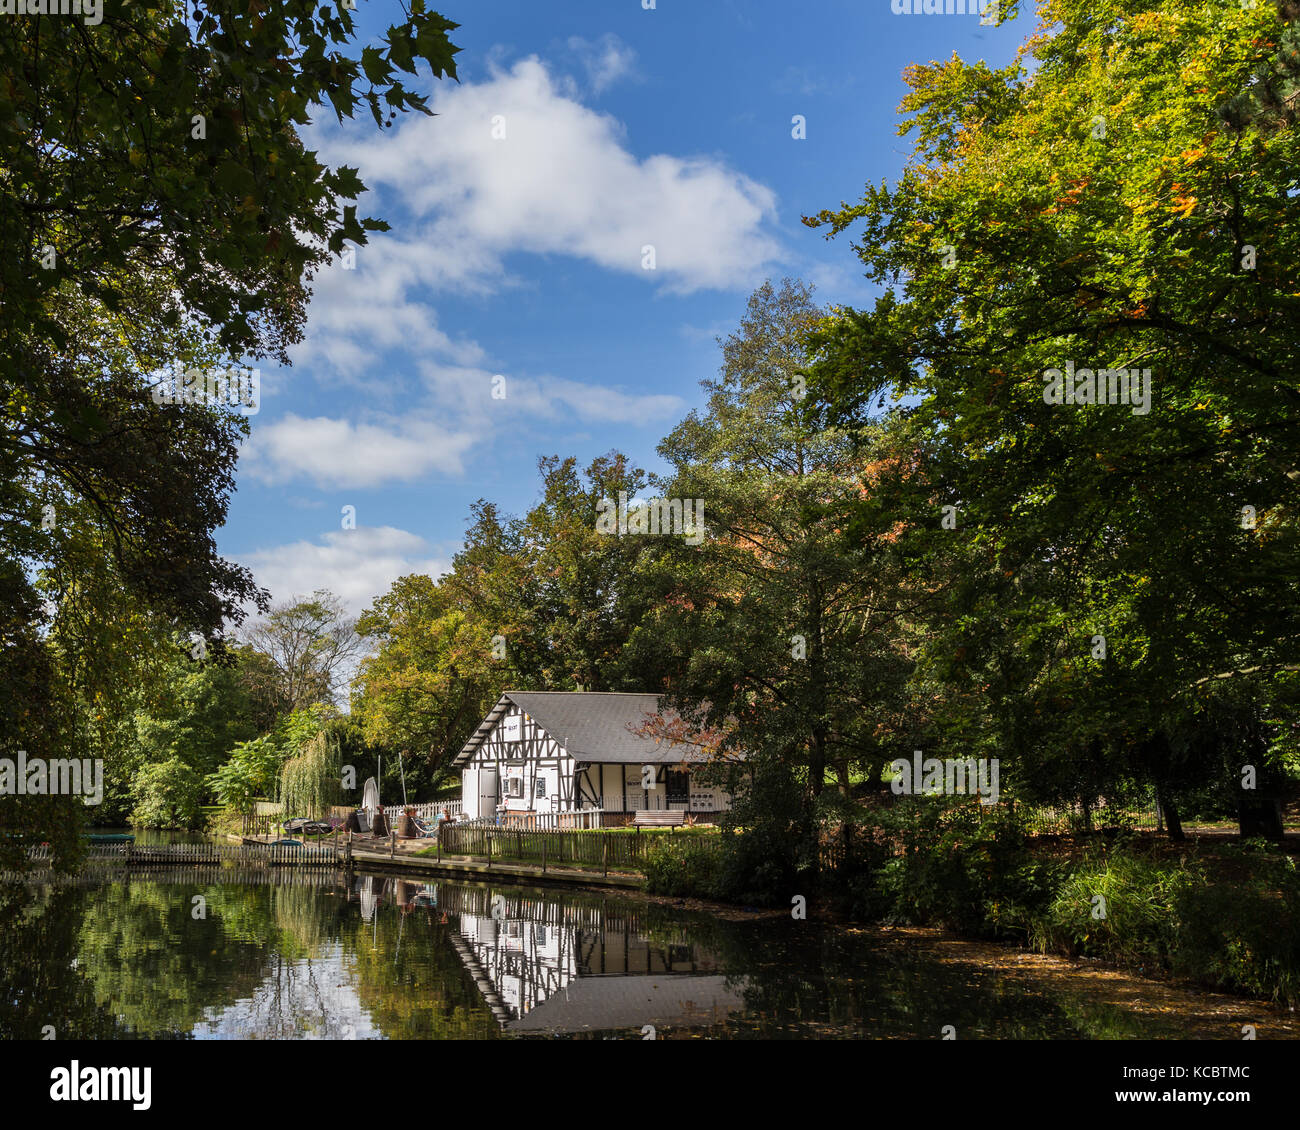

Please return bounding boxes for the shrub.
[1029,848,1198,966]
[130,758,206,830]
[710,760,812,906]
[1170,855,1300,1007]
[1023,844,1300,1006]
[644,837,722,899]
[867,800,1056,937]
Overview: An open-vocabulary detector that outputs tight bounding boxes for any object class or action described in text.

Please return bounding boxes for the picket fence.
[382,799,463,823]
[22,841,342,869]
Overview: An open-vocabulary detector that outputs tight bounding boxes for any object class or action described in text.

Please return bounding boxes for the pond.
[0,868,1291,1039]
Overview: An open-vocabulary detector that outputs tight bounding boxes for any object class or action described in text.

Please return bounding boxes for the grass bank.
[641,805,1300,1007]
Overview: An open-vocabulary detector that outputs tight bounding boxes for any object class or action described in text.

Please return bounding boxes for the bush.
[710,760,813,906]
[1028,847,1195,966]
[1022,844,1300,1006]
[130,758,206,830]
[865,801,1059,937]
[1170,855,1300,1007]
[644,837,722,899]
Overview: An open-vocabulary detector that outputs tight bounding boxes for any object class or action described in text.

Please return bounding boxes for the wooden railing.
[241,812,283,837]
[437,823,720,872]
[19,841,342,870]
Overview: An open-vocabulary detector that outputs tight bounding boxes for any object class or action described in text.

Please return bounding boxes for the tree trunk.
[1156,783,1184,841]
[1237,793,1285,840]
[809,730,826,799]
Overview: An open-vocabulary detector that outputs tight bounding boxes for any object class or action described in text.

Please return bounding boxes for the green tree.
[206,736,284,816]
[354,572,504,785]
[0,0,462,860]
[647,278,919,899]
[132,640,259,785]
[807,0,1300,835]
[130,758,206,830]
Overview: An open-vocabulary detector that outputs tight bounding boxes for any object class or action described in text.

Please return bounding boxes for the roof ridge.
[504,690,660,696]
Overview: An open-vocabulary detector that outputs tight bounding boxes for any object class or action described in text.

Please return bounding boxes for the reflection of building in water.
[438,885,746,1034]
[356,874,383,922]
[352,875,440,922]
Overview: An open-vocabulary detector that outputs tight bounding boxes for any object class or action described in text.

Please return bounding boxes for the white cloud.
[256,52,780,490]
[330,57,781,294]
[566,33,639,94]
[238,526,449,618]
[242,414,476,488]
[509,374,683,423]
[240,365,680,490]
[417,361,683,424]
[290,249,490,388]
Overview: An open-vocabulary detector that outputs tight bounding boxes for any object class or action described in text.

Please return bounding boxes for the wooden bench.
[633,810,688,827]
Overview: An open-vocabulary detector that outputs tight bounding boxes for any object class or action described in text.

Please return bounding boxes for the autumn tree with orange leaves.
[631,278,921,898]
[807,0,1300,837]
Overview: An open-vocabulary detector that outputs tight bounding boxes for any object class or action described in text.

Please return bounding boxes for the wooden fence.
[382,799,463,823]
[241,812,284,837]
[22,841,342,869]
[437,823,714,872]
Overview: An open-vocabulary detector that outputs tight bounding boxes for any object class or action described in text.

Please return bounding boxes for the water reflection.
[0,869,1283,1040]
[422,880,748,1034]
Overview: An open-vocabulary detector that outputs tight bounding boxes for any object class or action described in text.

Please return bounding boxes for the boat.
[83,833,135,844]
[282,818,333,836]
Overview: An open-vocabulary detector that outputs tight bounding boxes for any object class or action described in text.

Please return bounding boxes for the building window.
[535,777,547,799]
[506,777,523,798]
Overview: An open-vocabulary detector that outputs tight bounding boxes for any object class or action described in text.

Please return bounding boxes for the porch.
[578,763,728,823]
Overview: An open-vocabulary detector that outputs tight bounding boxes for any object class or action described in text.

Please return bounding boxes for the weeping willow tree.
[279,727,344,819]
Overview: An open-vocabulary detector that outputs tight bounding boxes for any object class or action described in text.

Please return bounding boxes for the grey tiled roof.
[453,691,721,767]
[507,974,748,1033]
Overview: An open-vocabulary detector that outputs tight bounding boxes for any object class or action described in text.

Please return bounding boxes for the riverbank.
[347,846,643,889]
[228,824,1300,1016]
[834,924,1300,1040]
[232,832,645,891]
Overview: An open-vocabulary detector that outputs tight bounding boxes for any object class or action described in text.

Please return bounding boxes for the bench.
[633,810,688,827]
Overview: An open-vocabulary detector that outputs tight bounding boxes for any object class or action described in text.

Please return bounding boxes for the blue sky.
[228,0,1030,615]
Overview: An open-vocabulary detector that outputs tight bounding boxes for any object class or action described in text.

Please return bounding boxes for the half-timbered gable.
[459,696,577,817]
[454,691,735,825]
